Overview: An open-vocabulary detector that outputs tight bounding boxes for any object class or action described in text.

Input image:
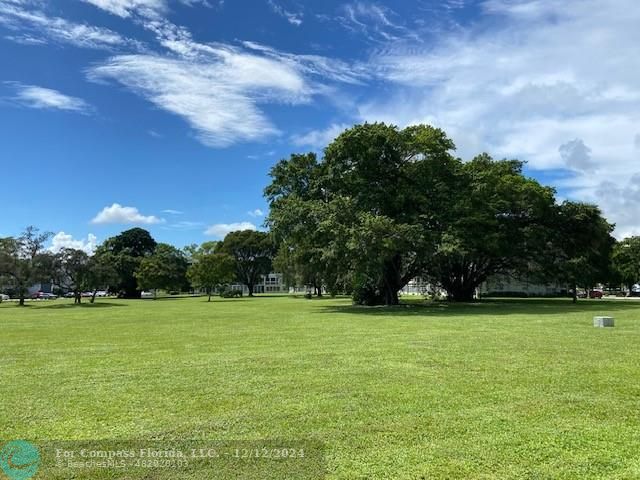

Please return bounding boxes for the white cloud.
[91,203,164,225]
[291,123,350,149]
[162,209,183,215]
[0,1,134,49]
[205,222,256,238]
[49,232,98,255]
[267,0,303,26]
[10,83,91,113]
[163,220,205,230]
[336,2,416,43]
[247,209,264,217]
[358,0,640,237]
[81,0,166,18]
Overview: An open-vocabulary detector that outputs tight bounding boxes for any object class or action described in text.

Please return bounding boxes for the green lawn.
[1,296,639,479]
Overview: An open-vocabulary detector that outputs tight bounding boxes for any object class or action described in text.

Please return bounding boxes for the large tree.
[611,237,640,295]
[135,243,189,296]
[426,155,558,301]
[540,201,615,303]
[96,228,157,298]
[187,242,236,301]
[219,230,274,296]
[267,123,462,305]
[0,227,53,306]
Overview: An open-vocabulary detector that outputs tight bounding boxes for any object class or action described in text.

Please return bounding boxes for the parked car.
[94,290,108,297]
[64,292,76,298]
[0,293,10,302]
[589,290,604,299]
[141,291,155,299]
[31,292,57,300]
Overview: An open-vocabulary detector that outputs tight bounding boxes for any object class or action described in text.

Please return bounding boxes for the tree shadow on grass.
[41,302,127,309]
[319,298,640,317]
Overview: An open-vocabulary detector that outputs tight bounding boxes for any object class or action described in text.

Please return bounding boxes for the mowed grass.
[1,295,640,479]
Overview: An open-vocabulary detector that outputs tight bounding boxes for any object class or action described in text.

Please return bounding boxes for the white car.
[141,291,155,299]
[94,290,108,297]
[0,294,10,302]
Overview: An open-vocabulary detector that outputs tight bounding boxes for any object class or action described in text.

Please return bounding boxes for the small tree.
[612,236,640,295]
[135,243,189,297]
[87,252,118,303]
[187,243,236,301]
[54,248,91,304]
[0,227,53,306]
[219,230,274,297]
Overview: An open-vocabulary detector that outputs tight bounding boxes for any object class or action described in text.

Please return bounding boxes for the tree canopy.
[218,230,274,296]
[187,242,236,301]
[612,236,640,293]
[0,227,53,306]
[96,228,157,298]
[266,123,614,305]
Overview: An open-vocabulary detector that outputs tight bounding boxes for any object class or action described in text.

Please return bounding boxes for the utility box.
[594,316,614,328]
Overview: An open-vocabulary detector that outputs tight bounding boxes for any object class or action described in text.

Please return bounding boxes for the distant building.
[230,273,289,295]
[480,274,567,297]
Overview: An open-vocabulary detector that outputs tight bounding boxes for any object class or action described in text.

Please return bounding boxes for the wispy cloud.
[267,0,303,26]
[291,123,350,149]
[81,0,167,19]
[247,209,264,217]
[91,203,164,225]
[87,15,364,147]
[205,222,257,238]
[0,0,137,49]
[336,2,416,43]
[163,220,205,231]
[8,83,91,113]
[162,209,183,215]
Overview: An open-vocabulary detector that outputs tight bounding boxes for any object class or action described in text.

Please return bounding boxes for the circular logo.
[0,441,40,480]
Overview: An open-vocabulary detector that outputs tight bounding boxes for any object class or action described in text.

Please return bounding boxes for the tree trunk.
[572,283,578,304]
[90,290,97,304]
[19,295,25,306]
[207,288,212,302]
[75,292,82,305]
[315,284,323,297]
[247,284,254,297]
[382,283,399,306]
[446,285,476,302]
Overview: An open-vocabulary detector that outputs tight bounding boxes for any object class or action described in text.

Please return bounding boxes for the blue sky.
[1,0,639,252]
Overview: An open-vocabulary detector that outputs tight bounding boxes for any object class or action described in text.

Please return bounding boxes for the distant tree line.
[0,227,274,305]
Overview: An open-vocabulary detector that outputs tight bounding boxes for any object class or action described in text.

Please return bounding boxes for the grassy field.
[1,296,639,479]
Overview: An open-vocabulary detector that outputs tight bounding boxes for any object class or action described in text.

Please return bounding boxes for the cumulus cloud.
[205,222,256,238]
[91,203,163,225]
[9,83,91,113]
[0,0,135,49]
[357,0,640,237]
[49,232,98,255]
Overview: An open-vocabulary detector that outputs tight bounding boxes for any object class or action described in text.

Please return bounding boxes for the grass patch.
[1,296,639,478]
